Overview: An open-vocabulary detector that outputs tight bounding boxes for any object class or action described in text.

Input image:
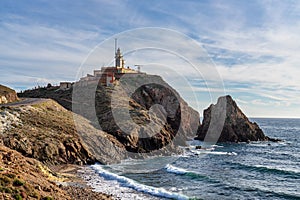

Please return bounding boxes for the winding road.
[1,98,49,107]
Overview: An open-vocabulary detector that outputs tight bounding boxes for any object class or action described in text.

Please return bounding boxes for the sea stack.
[196,95,267,143]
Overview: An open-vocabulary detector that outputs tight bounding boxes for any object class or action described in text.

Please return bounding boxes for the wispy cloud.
[1,0,300,117]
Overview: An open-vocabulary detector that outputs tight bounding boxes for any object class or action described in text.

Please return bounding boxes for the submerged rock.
[196,95,269,143]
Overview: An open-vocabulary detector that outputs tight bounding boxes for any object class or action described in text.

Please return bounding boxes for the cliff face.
[20,74,200,156]
[73,74,200,156]
[0,85,19,104]
[196,95,267,143]
[0,99,126,165]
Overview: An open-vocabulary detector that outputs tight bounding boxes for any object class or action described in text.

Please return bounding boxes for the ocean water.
[84,118,300,200]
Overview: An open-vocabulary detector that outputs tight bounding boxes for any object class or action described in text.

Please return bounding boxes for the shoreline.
[52,164,165,200]
[79,164,174,200]
[50,164,114,200]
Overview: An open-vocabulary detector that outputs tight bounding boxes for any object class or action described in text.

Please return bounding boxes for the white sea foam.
[91,164,189,200]
[164,165,214,182]
[80,167,160,200]
[109,156,178,173]
[164,164,189,175]
[211,144,224,148]
[190,149,237,156]
[253,164,300,174]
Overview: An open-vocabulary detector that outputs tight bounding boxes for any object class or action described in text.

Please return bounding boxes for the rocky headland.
[20,74,200,156]
[0,77,280,199]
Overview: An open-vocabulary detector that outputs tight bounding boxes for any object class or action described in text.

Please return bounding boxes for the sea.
[80,118,300,200]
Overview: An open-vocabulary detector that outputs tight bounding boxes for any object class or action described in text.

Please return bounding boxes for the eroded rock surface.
[20,74,201,156]
[0,100,126,165]
[196,95,267,143]
[72,74,200,156]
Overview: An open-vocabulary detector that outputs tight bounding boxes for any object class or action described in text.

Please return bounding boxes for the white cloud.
[1,0,300,117]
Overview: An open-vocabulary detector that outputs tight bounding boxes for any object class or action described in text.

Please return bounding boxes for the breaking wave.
[91,164,190,200]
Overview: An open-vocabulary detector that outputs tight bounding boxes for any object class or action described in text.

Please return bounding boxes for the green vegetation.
[13,193,22,200]
[0,186,12,193]
[42,197,53,200]
[0,176,11,186]
[13,179,24,187]
[0,173,40,199]
[5,173,16,179]
[18,85,71,110]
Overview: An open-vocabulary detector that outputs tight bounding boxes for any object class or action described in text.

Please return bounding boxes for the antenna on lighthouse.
[115,38,117,54]
[114,38,117,67]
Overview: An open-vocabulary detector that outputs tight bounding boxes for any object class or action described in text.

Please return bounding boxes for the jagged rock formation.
[20,74,200,156]
[196,95,268,143]
[0,85,19,104]
[72,74,200,156]
[0,99,126,165]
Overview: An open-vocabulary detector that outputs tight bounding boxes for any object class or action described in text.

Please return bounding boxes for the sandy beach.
[50,164,115,200]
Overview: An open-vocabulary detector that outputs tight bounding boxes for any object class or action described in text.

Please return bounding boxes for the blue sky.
[1,0,300,118]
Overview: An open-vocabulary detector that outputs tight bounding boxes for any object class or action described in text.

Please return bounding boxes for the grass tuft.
[13,179,24,187]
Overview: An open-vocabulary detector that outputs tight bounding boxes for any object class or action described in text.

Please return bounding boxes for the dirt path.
[1,98,49,107]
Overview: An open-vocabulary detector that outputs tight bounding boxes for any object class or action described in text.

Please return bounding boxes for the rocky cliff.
[73,74,200,156]
[20,74,200,156]
[196,95,268,143]
[0,85,19,104]
[0,99,126,165]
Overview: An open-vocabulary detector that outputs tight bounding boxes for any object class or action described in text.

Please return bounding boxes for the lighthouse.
[115,39,125,69]
[115,48,125,68]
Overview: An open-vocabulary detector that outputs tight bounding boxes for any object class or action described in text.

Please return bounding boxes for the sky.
[1,0,300,118]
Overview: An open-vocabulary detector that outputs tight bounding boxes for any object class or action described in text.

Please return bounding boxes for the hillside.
[18,86,72,110]
[0,144,69,199]
[0,85,19,104]
[0,144,114,200]
[0,99,126,165]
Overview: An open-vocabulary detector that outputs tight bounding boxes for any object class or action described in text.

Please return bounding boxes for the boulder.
[196,95,268,143]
